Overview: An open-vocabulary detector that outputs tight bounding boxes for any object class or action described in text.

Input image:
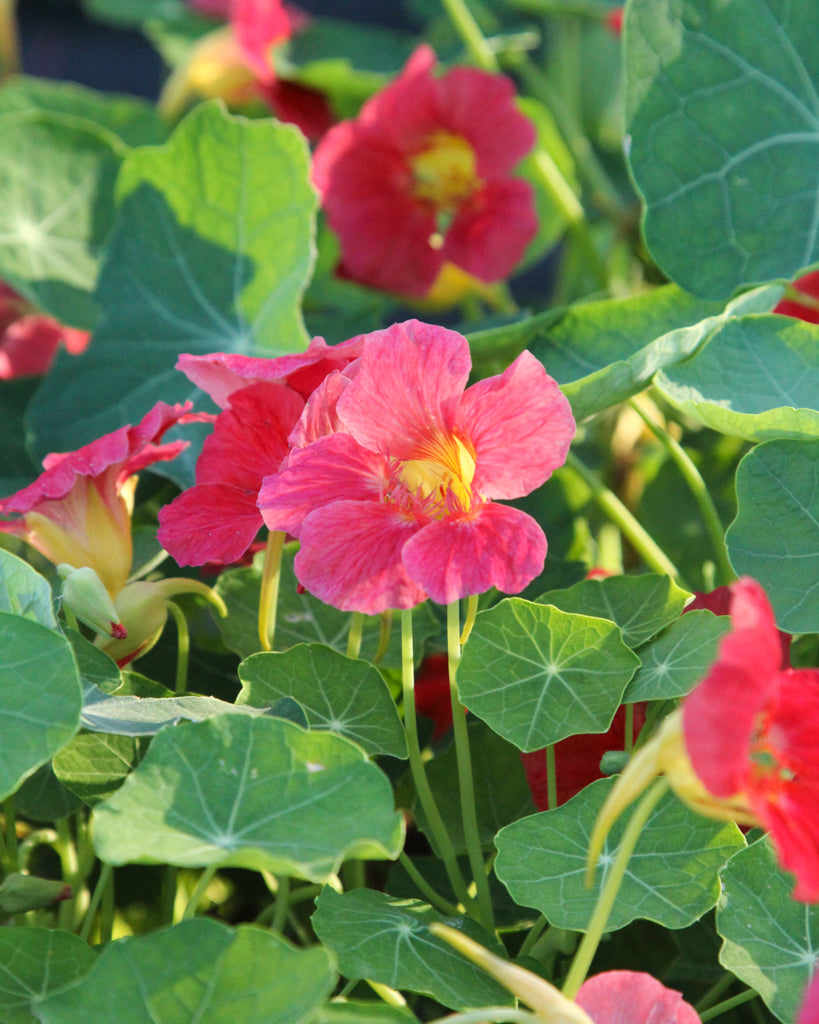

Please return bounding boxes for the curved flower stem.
[398,851,460,916]
[373,610,393,664]
[623,702,635,754]
[1,797,18,875]
[699,989,759,1022]
[181,864,218,920]
[629,398,736,585]
[79,861,113,943]
[448,601,495,933]
[561,778,669,999]
[565,452,683,583]
[165,600,190,694]
[440,0,498,71]
[517,913,549,957]
[258,529,285,652]
[347,612,365,659]
[460,594,479,646]
[401,609,474,913]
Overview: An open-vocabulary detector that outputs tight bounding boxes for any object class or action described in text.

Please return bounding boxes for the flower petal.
[158,483,262,566]
[401,502,546,604]
[576,971,700,1024]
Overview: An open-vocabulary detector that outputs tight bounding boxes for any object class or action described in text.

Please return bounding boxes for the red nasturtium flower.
[157,335,364,567]
[773,270,819,324]
[312,45,538,301]
[258,319,575,613]
[0,282,89,380]
[590,577,819,902]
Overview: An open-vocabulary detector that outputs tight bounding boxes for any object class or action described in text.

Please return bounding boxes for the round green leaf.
[0,927,96,1024]
[726,438,819,632]
[0,612,82,801]
[92,715,404,881]
[717,838,819,1023]
[53,732,145,806]
[0,549,57,628]
[238,645,406,758]
[312,887,509,1012]
[495,777,744,932]
[457,599,640,751]
[626,0,819,299]
[657,316,819,440]
[36,918,335,1024]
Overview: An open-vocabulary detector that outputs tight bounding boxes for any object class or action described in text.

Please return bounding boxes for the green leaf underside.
[36,918,335,1024]
[0,613,82,801]
[623,609,730,702]
[656,315,819,440]
[457,599,641,751]
[91,715,404,881]
[726,438,819,633]
[0,928,96,1024]
[717,838,819,1024]
[53,732,144,806]
[495,777,744,932]
[625,0,819,299]
[237,644,406,758]
[26,102,317,486]
[312,888,510,1012]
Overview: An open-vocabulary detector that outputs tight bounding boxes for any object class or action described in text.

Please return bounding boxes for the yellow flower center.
[397,434,477,518]
[411,132,481,223]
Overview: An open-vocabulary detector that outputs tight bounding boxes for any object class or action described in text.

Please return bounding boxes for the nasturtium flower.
[773,270,819,323]
[589,577,819,902]
[157,336,364,567]
[0,282,89,380]
[258,319,575,613]
[799,973,819,1024]
[312,45,537,300]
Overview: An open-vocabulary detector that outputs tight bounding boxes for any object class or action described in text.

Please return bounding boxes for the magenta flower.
[0,282,89,380]
[312,45,537,299]
[799,973,819,1024]
[157,336,364,567]
[258,320,575,613]
[575,971,700,1024]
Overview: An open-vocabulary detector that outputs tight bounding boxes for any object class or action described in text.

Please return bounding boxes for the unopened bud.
[57,564,127,640]
[0,873,72,915]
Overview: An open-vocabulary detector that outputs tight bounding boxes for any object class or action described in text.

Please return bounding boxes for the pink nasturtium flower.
[773,270,819,324]
[589,577,819,902]
[0,282,90,380]
[312,45,538,302]
[165,0,333,139]
[0,402,223,665]
[258,319,575,614]
[157,335,363,567]
[799,973,819,1024]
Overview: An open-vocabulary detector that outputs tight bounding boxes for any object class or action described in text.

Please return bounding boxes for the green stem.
[2,797,18,875]
[695,973,738,1012]
[258,529,285,652]
[565,452,683,582]
[0,0,20,79]
[181,864,218,920]
[545,744,557,811]
[165,599,190,694]
[623,703,634,754]
[562,778,669,998]
[99,862,115,944]
[517,914,549,958]
[161,866,178,926]
[271,874,291,934]
[699,989,759,1022]
[398,851,460,916]
[439,0,498,70]
[346,612,365,659]
[373,610,392,664]
[630,398,735,585]
[400,609,473,912]
[447,601,495,933]
[79,862,113,943]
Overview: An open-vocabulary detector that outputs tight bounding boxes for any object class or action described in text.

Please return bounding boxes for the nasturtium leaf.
[0,377,40,495]
[417,719,535,853]
[27,102,318,484]
[92,715,404,881]
[238,645,406,758]
[0,111,123,327]
[36,918,335,1024]
[0,927,96,1024]
[65,627,121,692]
[0,549,57,628]
[80,681,266,736]
[656,316,819,440]
[457,599,640,751]
[0,613,82,801]
[310,1003,418,1024]
[625,0,819,299]
[0,76,167,145]
[623,610,730,702]
[53,732,146,806]
[82,0,189,27]
[312,888,509,1011]
[726,438,819,633]
[536,573,690,647]
[495,777,744,932]
[717,838,819,1024]
[215,546,438,669]
[14,762,84,821]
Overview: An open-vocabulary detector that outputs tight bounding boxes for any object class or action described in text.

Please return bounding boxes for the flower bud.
[57,564,127,640]
[0,873,72,915]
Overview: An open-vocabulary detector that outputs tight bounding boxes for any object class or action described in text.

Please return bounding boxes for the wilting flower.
[0,282,89,380]
[589,577,819,902]
[0,402,224,664]
[773,270,819,324]
[163,0,333,139]
[258,320,575,613]
[312,45,537,300]
[157,335,364,567]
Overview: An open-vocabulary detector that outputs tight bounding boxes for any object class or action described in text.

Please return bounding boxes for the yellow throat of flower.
[398,434,476,517]
[411,132,481,226]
